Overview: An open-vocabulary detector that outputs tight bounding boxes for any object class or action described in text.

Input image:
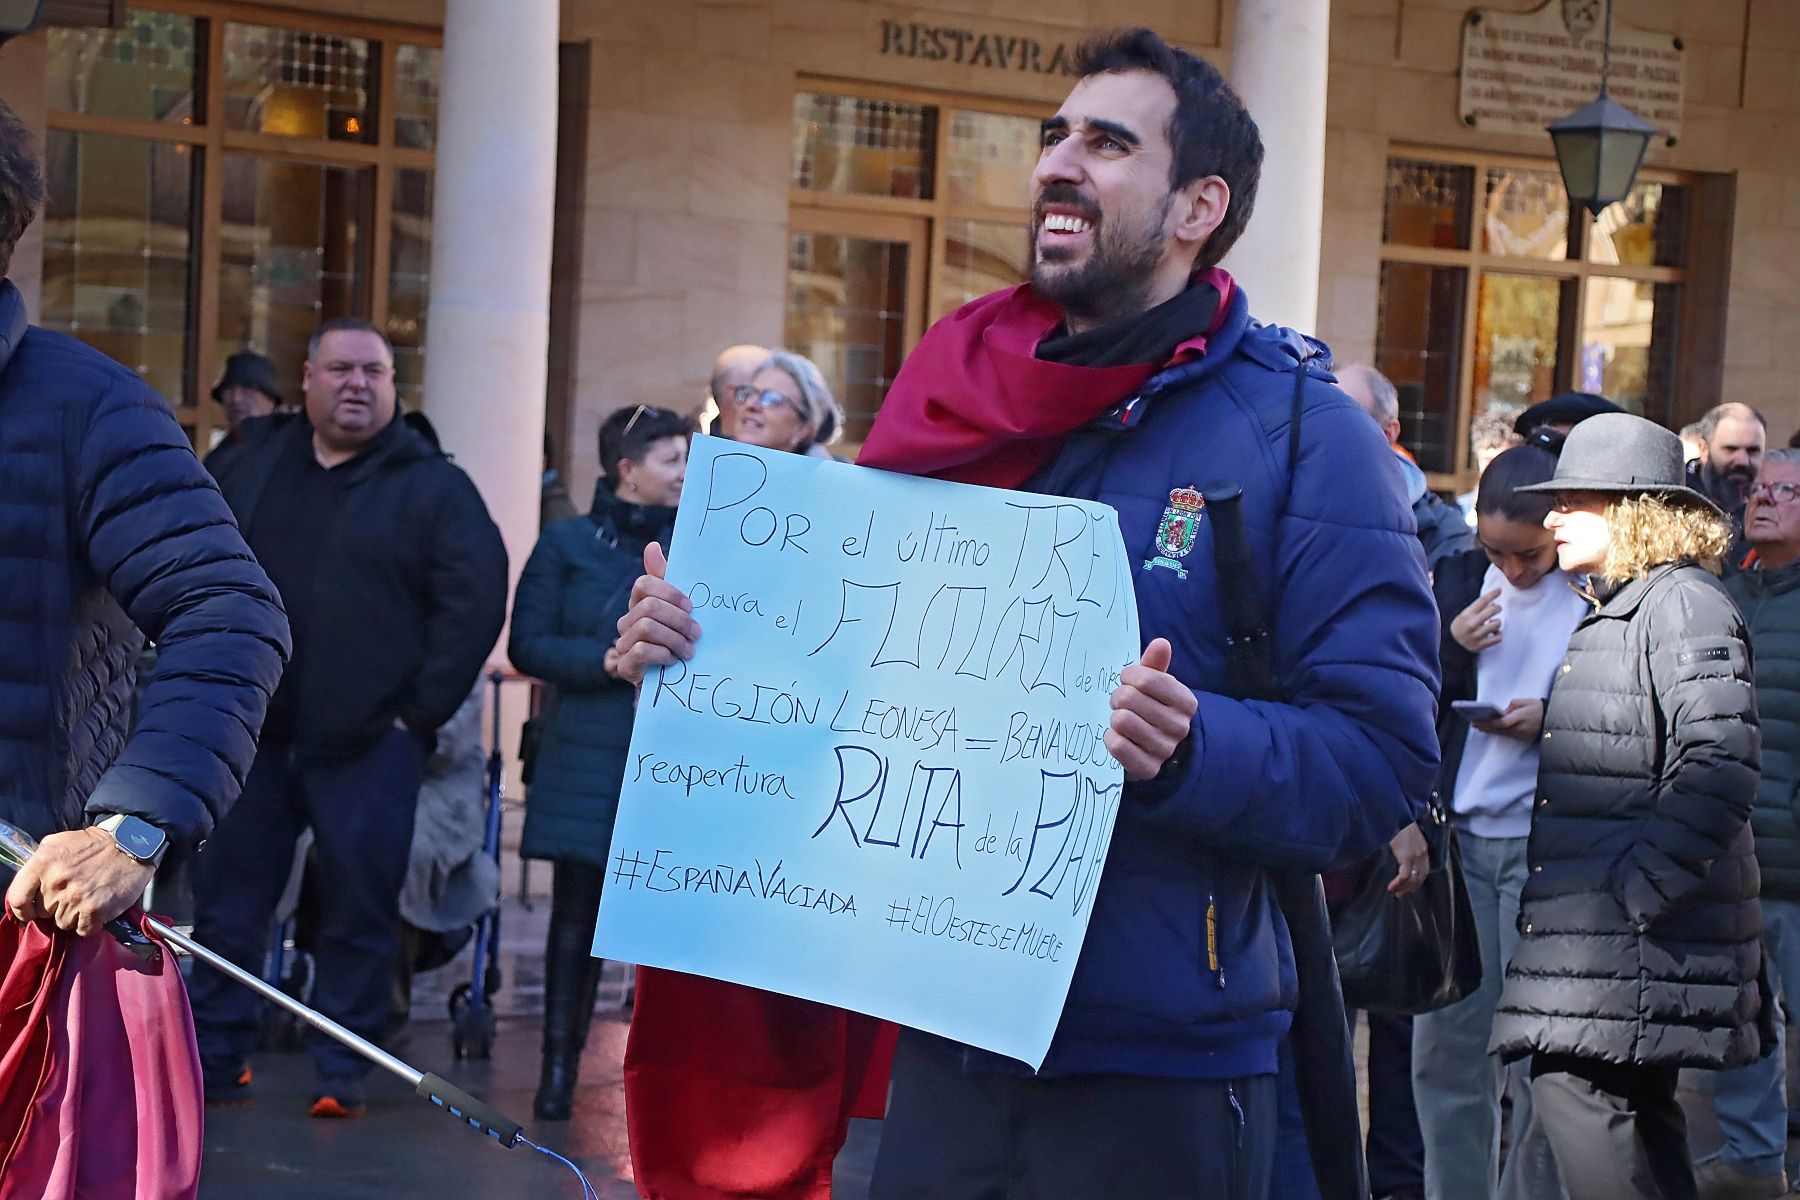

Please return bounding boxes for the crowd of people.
[0,18,1797,1200]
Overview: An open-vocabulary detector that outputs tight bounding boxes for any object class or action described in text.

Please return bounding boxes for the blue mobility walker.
[449,669,508,1059]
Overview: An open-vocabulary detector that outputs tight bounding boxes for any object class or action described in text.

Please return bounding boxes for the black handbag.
[1332,798,1482,1016]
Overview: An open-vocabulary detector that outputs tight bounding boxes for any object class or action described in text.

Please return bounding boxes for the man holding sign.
[616,27,1439,1200]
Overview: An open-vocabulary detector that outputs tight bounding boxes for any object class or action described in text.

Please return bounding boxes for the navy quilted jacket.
[0,280,289,845]
[900,284,1442,1079]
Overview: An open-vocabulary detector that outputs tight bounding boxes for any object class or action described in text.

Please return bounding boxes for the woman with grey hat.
[1489,412,1767,1200]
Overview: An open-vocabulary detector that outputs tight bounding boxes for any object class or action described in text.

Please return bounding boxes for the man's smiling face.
[1029,69,1184,327]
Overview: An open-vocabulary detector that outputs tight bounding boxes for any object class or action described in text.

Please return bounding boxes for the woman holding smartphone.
[1413,437,1587,1199]
[1490,413,1764,1200]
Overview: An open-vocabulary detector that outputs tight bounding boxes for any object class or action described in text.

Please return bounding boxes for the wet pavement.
[185,840,1737,1197]
[192,877,884,1198]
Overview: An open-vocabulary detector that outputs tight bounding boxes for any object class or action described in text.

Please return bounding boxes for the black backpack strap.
[1205,359,1371,1200]
[1289,360,1305,481]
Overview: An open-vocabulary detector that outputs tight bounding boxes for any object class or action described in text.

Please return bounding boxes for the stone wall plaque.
[1459,2,1684,145]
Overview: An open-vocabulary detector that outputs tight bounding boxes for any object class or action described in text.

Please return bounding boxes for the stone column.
[422,0,559,654]
[1221,0,1330,334]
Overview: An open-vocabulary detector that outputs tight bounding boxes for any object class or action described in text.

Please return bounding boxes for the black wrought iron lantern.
[1546,0,1657,215]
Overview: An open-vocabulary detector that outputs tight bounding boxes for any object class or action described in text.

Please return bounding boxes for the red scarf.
[858,269,1233,486]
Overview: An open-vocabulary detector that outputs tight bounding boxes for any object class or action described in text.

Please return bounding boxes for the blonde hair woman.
[1489,413,1764,1200]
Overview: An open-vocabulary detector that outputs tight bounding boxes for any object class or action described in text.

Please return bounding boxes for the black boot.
[533,1041,577,1121]
[533,863,604,1121]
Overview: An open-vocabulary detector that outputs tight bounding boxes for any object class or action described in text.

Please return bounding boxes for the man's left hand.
[1107,638,1198,782]
[6,827,155,937]
[1387,822,1430,895]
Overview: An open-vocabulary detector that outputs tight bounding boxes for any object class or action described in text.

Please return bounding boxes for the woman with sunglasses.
[1489,413,1765,1200]
[508,402,694,1120]
[730,350,844,458]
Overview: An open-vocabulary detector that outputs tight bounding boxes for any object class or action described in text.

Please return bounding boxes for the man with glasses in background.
[702,343,769,439]
[1705,452,1800,1199]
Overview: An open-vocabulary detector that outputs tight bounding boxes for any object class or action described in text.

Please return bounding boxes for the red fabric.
[625,968,894,1200]
[856,269,1233,487]
[0,913,202,1200]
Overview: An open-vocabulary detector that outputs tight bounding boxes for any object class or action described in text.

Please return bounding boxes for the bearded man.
[616,28,1440,1200]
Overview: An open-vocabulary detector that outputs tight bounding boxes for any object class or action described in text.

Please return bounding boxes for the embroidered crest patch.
[1143,487,1205,578]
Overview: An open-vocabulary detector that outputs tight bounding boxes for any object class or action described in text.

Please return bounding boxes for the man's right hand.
[1451,587,1503,654]
[614,543,700,687]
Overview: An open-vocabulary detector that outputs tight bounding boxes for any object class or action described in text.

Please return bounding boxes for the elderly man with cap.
[203,349,282,477]
[703,343,769,440]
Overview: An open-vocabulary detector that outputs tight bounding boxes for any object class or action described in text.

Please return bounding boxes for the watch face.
[116,817,165,861]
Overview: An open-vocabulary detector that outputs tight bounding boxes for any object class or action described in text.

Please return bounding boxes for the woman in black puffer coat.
[1489,413,1766,1200]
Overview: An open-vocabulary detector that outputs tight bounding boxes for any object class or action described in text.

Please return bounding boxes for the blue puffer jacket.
[0,280,290,845]
[1007,285,1442,1079]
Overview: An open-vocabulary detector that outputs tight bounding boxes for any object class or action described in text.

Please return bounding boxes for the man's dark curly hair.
[1073,28,1263,269]
[0,100,43,282]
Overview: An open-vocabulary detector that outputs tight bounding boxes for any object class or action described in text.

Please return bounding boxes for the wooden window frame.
[43,0,441,451]
[1381,143,1700,494]
[789,75,1046,359]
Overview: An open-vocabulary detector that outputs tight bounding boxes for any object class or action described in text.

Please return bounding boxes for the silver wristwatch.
[95,813,168,867]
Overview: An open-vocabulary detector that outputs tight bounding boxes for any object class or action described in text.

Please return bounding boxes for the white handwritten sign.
[1459,3,1684,143]
[593,436,1141,1067]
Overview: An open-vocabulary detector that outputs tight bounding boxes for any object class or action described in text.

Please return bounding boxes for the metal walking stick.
[0,818,600,1199]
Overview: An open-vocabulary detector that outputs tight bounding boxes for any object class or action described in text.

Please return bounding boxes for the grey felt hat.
[1516,411,1723,516]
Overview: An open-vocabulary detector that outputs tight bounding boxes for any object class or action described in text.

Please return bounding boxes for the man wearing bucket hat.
[1489,412,1768,1200]
[203,349,282,476]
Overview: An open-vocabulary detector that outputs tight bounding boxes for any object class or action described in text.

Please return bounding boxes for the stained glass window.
[389,167,434,409]
[1382,158,1473,250]
[44,8,199,125]
[394,44,441,151]
[785,232,910,445]
[37,130,196,406]
[791,93,934,200]
[1482,167,1571,260]
[944,110,1038,209]
[222,22,374,143]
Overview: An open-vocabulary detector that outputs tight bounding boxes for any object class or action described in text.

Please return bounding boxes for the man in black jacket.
[0,99,290,936]
[196,317,507,1117]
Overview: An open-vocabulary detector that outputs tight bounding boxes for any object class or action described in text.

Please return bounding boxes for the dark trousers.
[870,1029,1276,1200]
[1365,1011,1425,1197]
[189,728,423,1082]
[1530,1053,1696,1200]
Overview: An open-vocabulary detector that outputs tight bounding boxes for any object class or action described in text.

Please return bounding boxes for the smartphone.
[1452,700,1507,722]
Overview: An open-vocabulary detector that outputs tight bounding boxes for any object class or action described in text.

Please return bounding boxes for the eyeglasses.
[1749,481,1800,504]
[620,404,678,439]
[731,385,796,413]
